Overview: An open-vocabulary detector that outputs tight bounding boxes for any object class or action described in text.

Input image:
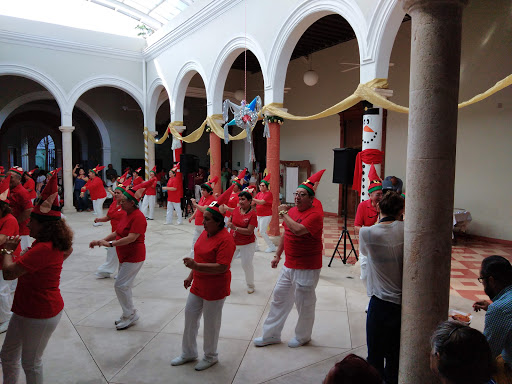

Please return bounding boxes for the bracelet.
[279,210,288,216]
[234,227,238,232]
[0,249,13,255]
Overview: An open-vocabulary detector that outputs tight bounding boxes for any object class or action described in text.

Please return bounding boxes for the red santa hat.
[232,168,248,189]
[243,185,256,196]
[298,169,326,196]
[0,174,11,205]
[90,165,105,175]
[172,162,180,173]
[115,176,132,194]
[201,175,218,192]
[150,166,157,175]
[261,173,271,187]
[134,167,142,174]
[206,184,235,220]
[9,166,24,177]
[28,168,38,176]
[123,178,153,205]
[31,169,61,221]
[117,170,130,184]
[368,164,382,194]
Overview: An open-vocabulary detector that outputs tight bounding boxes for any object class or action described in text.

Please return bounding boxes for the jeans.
[73,190,87,211]
[366,295,401,384]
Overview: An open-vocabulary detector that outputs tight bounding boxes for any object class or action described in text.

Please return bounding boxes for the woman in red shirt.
[227,191,258,294]
[81,165,107,221]
[22,170,37,204]
[171,185,236,371]
[89,181,149,330]
[188,176,217,256]
[253,174,277,253]
[140,167,158,220]
[0,170,73,383]
[163,168,183,225]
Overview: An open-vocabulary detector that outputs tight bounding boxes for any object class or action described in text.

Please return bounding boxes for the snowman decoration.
[360,104,383,202]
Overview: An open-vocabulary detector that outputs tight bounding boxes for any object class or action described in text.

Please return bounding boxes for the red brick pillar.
[209,131,222,195]
[267,120,281,236]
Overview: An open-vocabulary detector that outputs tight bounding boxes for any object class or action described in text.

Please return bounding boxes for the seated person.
[383,176,403,194]
[323,354,382,384]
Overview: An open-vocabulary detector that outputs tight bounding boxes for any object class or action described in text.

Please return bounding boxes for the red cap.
[90,165,105,175]
[28,168,38,176]
[298,169,326,196]
[243,185,256,195]
[9,166,24,177]
[206,184,235,219]
[0,174,11,204]
[202,175,218,192]
[123,178,154,205]
[32,169,61,221]
[117,171,130,184]
[368,164,382,193]
[172,162,180,172]
[261,173,271,186]
[150,166,157,174]
[233,168,247,188]
[134,167,142,173]
[116,176,132,194]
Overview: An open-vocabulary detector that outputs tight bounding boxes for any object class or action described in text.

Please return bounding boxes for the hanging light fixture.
[303,54,318,86]
[234,89,245,101]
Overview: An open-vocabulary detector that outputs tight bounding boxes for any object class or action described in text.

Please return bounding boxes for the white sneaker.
[194,359,218,371]
[164,222,173,225]
[0,319,10,334]
[95,272,110,279]
[170,356,197,366]
[93,222,103,227]
[176,222,183,225]
[253,336,281,347]
[265,246,277,253]
[288,337,310,348]
[247,286,255,294]
[116,311,139,330]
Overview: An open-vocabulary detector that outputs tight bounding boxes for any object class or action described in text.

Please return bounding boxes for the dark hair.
[209,211,225,229]
[481,255,512,285]
[201,186,213,195]
[33,217,74,251]
[378,191,404,217]
[324,354,382,384]
[238,191,253,201]
[431,321,495,384]
[0,202,11,217]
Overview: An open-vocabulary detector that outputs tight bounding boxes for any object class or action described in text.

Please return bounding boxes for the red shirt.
[13,241,64,319]
[283,206,323,270]
[115,208,147,263]
[255,191,273,217]
[24,178,37,199]
[312,198,324,216]
[0,213,22,269]
[225,192,239,218]
[145,177,157,196]
[107,201,126,232]
[167,177,182,203]
[133,176,143,187]
[195,194,215,225]
[354,199,379,227]
[82,176,107,200]
[191,229,236,301]
[231,208,258,245]
[9,183,33,236]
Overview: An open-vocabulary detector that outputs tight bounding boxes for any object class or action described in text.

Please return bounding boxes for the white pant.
[115,262,144,317]
[0,273,12,323]
[140,195,156,219]
[235,243,255,288]
[257,216,273,248]
[166,202,182,224]
[262,266,321,343]
[190,225,204,257]
[181,292,225,362]
[97,247,119,276]
[92,197,106,217]
[194,185,201,201]
[1,311,62,384]
[359,253,368,294]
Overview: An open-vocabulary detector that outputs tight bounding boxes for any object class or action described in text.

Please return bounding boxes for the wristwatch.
[0,249,13,255]
[109,241,114,247]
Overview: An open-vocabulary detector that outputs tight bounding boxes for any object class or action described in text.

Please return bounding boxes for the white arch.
[147,77,170,131]
[267,0,367,103]
[0,91,54,128]
[0,63,67,113]
[209,35,268,112]
[67,75,144,115]
[171,61,208,121]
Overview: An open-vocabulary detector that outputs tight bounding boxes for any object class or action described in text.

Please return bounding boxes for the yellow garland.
[458,74,512,109]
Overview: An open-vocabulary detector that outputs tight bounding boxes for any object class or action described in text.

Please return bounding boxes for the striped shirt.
[484,285,512,365]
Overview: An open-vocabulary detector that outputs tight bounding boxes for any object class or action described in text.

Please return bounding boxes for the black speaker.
[180,154,199,174]
[333,148,360,185]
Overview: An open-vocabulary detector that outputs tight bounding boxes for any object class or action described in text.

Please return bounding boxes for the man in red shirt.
[23,169,37,204]
[140,167,158,220]
[163,166,183,225]
[8,167,33,252]
[254,169,325,349]
[354,164,383,308]
[81,165,107,223]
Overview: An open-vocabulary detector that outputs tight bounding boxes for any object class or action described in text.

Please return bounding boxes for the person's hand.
[98,240,109,247]
[227,222,235,230]
[183,257,196,270]
[2,236,21,252]
[473,300,491,312]
[89,240,99,248]
[188,217,193,223]
[80,192,85,198]
[184,276,193,289]
[94,218,99,223]
[271,255,280,268]
[278,204,290,212]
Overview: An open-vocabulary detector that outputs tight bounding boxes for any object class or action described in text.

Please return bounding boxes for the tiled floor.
[0,209,507,383]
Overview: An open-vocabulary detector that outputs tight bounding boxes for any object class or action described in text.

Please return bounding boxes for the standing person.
[163,166,183,225]
[354,164,383,309]
[93,173,131,279]
[359,191,404,384]
[35,170,46,196]
[105,164,118,181]
[253,173,276,253]
[171,186,236,371]
[193,168,206,201]
[188,177,219,256]
[473,255,512,383]
[0,169,74,384]
[23,169,37,204]
[89,179,151,330]
[0,167,6,181]
[0,174,22,334]
[72,164,89,212]
[140,167,158,220]
[254,170,326,349]
[81,165,107,222]
[224,168,247,228]
[8,167,33,252]
[221,167,230,192]
[132,168,143,187]
[227,190,258,294]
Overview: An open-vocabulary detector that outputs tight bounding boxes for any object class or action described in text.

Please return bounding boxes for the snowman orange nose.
[364,125,374,132]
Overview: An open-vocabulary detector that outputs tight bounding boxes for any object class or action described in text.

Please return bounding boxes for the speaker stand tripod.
[328,183,358,266]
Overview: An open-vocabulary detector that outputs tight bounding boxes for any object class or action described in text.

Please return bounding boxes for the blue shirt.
[484,285,512,365]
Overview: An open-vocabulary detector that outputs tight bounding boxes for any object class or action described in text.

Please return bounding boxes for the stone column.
[59,126,75,212]
[399,1,467,383]
[209,131,222,195]
[266,119,281,236]
[148,130,157,175]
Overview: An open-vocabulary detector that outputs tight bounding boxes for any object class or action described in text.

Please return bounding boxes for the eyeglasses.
[293,192,309,198]
[477,276,487,284]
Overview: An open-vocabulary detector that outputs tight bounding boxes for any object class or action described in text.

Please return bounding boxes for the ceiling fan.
[339,62,395,73]
[121,105,140,112]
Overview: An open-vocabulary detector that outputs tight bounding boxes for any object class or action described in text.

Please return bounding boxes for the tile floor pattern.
[0,209,506,383]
